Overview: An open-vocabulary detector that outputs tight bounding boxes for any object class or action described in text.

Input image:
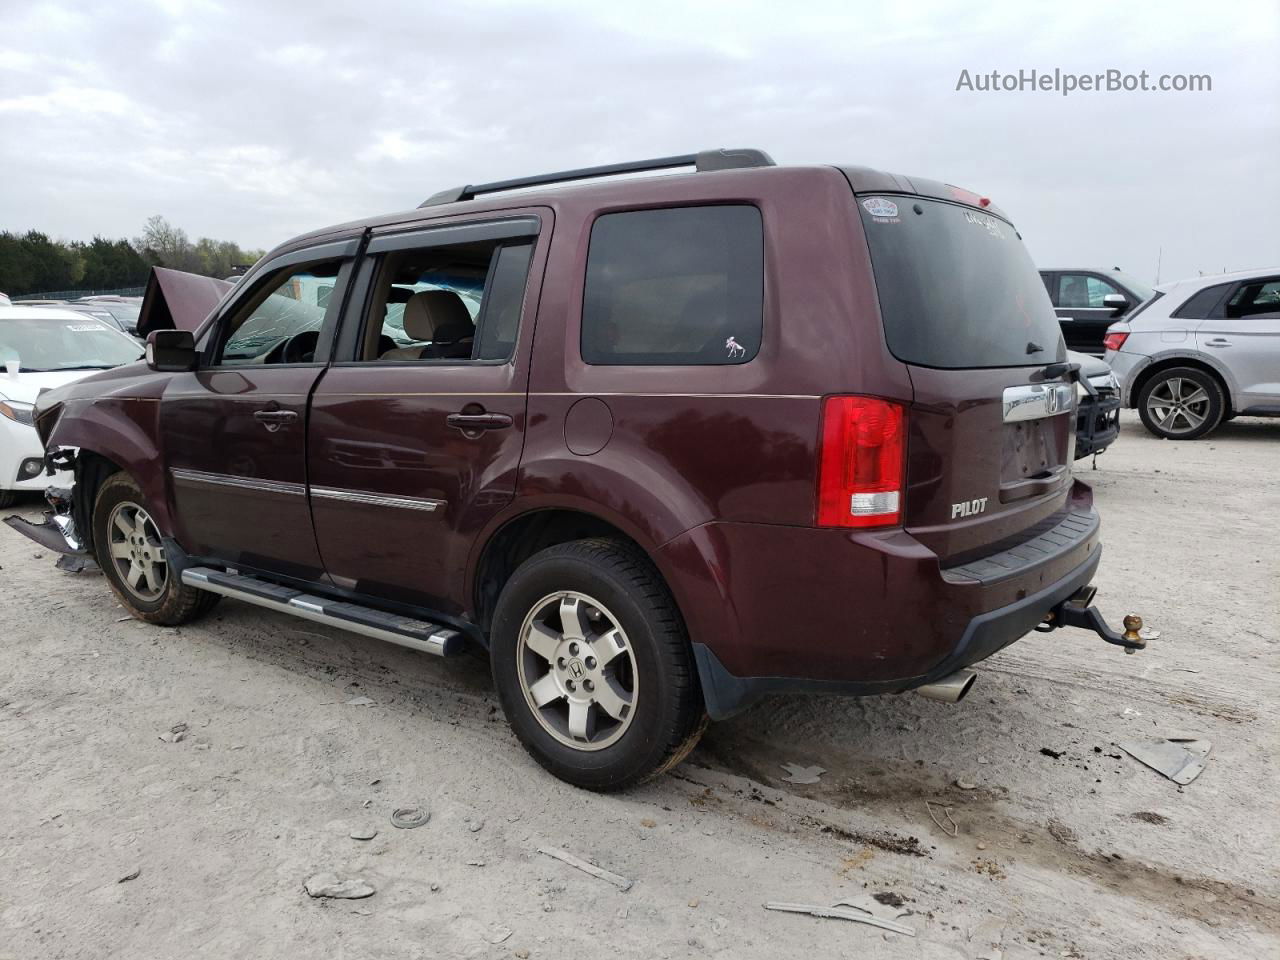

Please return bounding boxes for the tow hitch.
[1037,585,1147,654]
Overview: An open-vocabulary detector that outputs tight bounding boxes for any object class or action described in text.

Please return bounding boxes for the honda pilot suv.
[23,149,1141,790]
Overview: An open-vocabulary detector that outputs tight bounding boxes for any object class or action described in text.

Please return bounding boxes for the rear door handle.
[1205,338,1232,347]
[447,411,513,432]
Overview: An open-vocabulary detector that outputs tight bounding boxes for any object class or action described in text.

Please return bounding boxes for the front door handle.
[253,409,299,432]
[447,411,513,432]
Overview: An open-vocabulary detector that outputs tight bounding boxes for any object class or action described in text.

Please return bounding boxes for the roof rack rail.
[419,148,774,207]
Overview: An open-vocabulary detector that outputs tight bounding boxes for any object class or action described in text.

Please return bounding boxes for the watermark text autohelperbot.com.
[956,68,1211,96]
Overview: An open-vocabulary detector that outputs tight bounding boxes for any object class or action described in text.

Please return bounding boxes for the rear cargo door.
[854,193,1076,566]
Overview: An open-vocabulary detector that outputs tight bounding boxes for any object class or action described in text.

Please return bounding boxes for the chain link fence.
[11,286,146,301]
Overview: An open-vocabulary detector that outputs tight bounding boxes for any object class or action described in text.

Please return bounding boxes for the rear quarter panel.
[516,165,912,541]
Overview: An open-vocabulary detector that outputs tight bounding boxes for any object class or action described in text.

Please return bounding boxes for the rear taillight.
[1103,331,1129,352]
[816,396,906,528]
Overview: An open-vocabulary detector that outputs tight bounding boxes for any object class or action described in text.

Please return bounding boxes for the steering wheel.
[281,330,320,364]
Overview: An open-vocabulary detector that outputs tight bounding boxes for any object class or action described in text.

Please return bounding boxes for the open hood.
[136,267,234,338]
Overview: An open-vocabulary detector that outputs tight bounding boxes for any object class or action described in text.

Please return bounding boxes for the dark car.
[1040,267,1155,355]
[1070,350,1121,459]
[21,149,1144,790]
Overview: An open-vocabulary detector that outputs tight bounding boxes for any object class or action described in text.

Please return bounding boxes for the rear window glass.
[581,205,763,365]
[859,197,1064,369]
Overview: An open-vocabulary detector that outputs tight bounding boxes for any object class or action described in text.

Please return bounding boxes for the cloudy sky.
[1,0,1276,282]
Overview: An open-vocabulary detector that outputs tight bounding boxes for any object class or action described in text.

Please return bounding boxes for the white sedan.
[0,306,143,506]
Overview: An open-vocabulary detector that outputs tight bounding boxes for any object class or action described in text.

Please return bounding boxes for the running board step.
[182,566,464,657]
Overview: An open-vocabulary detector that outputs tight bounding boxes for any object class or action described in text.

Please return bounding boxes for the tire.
[490,538,707,791]
[92,472,219,625]
[1137,366,1224,440]
[0,490,18,508]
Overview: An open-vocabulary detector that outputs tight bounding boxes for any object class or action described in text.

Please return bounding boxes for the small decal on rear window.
[862,197,899,219]
[963,210,1006,239]
[66,324,102,332]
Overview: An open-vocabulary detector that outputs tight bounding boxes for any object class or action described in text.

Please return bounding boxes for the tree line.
[0,216,265,297]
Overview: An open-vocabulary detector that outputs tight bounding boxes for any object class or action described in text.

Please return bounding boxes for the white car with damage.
[0,307,143,506]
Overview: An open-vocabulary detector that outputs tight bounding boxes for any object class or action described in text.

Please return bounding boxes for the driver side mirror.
[1103,293,1129,315]
[146,330,196,372]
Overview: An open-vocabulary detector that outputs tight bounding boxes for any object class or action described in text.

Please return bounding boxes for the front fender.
[44,397,172,535]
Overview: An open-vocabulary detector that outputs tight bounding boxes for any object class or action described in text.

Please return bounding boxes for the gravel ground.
[2,410,1278,960]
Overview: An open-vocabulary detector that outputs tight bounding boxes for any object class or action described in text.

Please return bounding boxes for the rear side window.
[1171,283,1230,319]
[581,205,763,365]
[858,197,1063,369]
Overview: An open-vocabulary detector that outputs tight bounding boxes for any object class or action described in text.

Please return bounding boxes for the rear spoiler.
[136,267,234,339]
[839,166,1010,222]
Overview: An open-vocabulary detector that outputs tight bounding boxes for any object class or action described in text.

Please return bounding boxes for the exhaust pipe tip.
[913,668,978,704]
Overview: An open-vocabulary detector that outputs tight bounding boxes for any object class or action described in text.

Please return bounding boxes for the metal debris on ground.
[303,872,375,899]
[954,777,977,790]
[117,868,141,883]
[780,763,826,785]
[55,554,99,573]
[349,826,378,841]
[390,806,431,829]
[763,901,915,936]
[158,722,188,744]
[344,696,375,706]
[1117,737,1211,784]
[538,846,634,892]
[925,800,958,837]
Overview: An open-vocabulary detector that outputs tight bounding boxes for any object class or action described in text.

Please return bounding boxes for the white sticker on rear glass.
[66,324,102,331]
[862,197,899,219]
[963,210,1005,239]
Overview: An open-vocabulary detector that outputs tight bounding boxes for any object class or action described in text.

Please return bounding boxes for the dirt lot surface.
[2,410,1278,960]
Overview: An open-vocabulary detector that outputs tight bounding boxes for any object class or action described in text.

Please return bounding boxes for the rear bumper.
[659,482,1103,720]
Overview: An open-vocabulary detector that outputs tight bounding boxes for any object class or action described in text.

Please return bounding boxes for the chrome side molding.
[170,468,305,497]
[310,486,445,512]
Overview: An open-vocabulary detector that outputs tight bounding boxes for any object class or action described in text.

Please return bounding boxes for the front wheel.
[92,472,219,625]
[1137,366,1224,440]
[490,539,706,791]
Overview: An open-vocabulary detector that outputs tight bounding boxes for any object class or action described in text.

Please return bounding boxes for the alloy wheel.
[106,501,167,602]
[1145,376,1211,436]
[516,591,638,751]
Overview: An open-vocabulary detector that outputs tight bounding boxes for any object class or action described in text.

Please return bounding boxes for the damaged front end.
[2,450,99,572]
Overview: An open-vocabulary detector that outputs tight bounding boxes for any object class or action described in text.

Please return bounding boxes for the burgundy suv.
[23,149,1143,790]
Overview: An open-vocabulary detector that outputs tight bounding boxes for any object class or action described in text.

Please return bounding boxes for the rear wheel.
[93,472,219,625]
[1137,366,1224,440]
[490,539,706,791]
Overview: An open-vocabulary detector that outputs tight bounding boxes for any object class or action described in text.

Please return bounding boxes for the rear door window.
[581,205,764,365]
[857,196,1064,369]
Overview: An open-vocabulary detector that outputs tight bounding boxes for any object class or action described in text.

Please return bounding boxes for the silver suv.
[1105,267,1280,439]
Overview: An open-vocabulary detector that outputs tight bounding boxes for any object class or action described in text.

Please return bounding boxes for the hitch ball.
[1122,614,1146,654]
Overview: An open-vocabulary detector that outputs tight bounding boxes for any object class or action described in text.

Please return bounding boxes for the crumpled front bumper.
[2,485,98,572]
